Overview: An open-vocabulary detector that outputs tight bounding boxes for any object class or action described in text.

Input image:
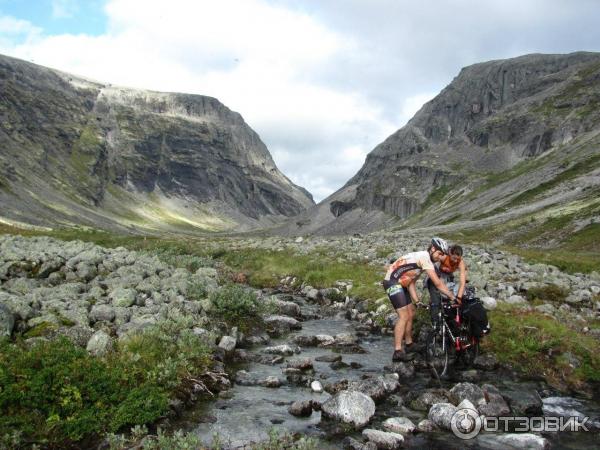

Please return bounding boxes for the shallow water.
[175,304,600,449]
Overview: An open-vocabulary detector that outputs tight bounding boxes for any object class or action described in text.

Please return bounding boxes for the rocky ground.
[1,233,600,449]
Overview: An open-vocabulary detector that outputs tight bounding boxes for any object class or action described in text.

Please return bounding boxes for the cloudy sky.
[1,0,600,201]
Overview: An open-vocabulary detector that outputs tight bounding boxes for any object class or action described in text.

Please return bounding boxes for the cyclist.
[383,237,458,361]
[426,244,467,327]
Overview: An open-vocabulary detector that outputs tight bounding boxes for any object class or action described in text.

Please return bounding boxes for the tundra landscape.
[1,5,600,449]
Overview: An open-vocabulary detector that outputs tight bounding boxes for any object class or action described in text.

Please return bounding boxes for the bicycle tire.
[425,328,449,377]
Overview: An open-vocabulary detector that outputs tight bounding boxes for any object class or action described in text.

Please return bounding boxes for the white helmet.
[431,237,449,254]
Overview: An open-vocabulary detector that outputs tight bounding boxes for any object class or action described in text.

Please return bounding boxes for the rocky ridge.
[279,52,600,237]
[0,54,314,233]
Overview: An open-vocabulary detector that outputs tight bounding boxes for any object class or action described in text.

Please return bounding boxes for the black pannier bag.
[462,297,490,337]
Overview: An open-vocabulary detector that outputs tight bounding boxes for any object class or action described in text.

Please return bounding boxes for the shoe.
[392,349,409,362]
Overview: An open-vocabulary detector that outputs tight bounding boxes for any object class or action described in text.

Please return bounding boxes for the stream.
[173,293,600,449]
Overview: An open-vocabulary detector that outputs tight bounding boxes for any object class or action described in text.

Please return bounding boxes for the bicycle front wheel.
[426,328,449,377]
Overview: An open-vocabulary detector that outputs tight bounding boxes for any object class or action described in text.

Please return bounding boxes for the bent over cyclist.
[383,237,457,362]
[426,244,467,327]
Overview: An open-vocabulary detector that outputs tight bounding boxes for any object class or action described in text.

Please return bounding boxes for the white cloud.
[3,0,600,202]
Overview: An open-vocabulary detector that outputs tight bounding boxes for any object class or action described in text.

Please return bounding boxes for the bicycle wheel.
[426,328,449,377]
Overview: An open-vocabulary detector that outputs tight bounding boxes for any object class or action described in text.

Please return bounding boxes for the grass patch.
[220,248,384,301]
[525,284,568,304]
[483,305,600,392]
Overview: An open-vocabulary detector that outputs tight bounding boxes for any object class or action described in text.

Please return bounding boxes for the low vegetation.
[0,317,214,449]
[220,247,384,300]
[483,305,600,392]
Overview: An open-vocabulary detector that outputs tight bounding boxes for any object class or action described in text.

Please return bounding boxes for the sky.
[1,1,600,202]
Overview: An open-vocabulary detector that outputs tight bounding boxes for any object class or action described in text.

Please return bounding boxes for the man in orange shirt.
[383,238,457,361]
[427,244,467,327]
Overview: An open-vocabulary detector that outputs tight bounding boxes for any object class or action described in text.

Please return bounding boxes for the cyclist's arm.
[425,268,456,301]
[457,260,467,299]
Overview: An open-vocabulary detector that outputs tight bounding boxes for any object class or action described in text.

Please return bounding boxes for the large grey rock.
[450,382,486,406]
[263,315,301,335]
[109,288,137,307]
[321,390,376,428]
[428,402,458,430]
[382,417,416,434]
[86,330,113,356]
[263,344,300,355]
[349,375,399,402]
[361,429,404,449]
[90,304,116,323]
[502,388,543,416]
[476,433,549,449]
[0,303,15,337]
[218,335,237,353]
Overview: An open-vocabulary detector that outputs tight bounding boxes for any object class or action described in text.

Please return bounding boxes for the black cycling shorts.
[383,280,411,309]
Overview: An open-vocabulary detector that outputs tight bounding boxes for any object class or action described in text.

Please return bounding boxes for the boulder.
[288,400,313,417]
[263,315,301,335]
[417,419,436,432]
[361,429,404,449]
[502,388,543,416]
[321,390,376,428]
[342,437,377,450]
[311,380,324,393]
[218,336,237,353]
[315,354,342,363]
[476,433,549,450]
[90,304,116,323]
[349,375,398,402]
[109,287,137,307]
[450,382,486,406]
[382,417,416,434]
[409,389,455,411]
[428,402,458,430]
[0,303,15,337]
[86,330,113,356]
[262,376,282,388]
[263,344,301,355]
[480,297,497,310]
[286,357,313,370]
[478,384,510,416]
[273,299,301,318]
[294,335,319,346]
[473,353,498,371]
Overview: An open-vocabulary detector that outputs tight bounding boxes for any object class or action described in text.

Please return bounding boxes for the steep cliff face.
[0,54,313,232]
[281,52,600,237]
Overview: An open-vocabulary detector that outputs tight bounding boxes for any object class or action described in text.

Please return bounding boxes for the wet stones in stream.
[263,315,302,336]
[321,390,376,428]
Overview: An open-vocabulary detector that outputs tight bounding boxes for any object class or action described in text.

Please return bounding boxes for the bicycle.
[423,295,481,378]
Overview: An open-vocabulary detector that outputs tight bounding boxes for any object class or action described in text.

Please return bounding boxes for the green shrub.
[525,284,567,303]
[209,284,270,331]
[0,319,214,448]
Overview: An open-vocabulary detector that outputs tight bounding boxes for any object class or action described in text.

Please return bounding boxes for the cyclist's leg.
[404,302,416,345]
[387,285,412,351]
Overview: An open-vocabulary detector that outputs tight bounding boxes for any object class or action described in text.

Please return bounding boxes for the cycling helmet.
[431,237,449,254]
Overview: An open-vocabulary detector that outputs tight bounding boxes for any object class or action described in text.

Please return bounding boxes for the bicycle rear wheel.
[426,328,449,377]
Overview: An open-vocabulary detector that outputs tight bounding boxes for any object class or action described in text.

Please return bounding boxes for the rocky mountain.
[284,52,600,242]
[0,54,314,233]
